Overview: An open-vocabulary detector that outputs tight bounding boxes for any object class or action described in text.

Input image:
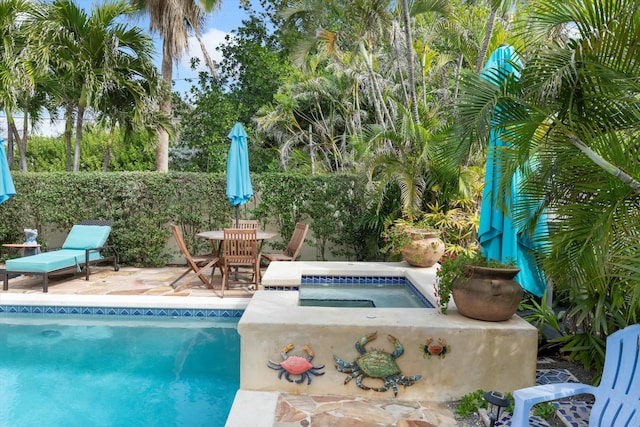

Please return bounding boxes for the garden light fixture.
[484,390,510,427]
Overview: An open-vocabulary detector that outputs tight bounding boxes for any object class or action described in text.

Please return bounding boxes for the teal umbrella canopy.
[0,138,16,204]
[226,123,253,224]
[478,45,548,297]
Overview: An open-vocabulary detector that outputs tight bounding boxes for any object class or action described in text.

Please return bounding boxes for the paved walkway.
[1,265,255,298]
[227,390,460,427]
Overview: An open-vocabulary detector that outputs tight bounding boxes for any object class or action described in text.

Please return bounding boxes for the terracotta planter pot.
[451,265,523,321]
[400,230,445,268]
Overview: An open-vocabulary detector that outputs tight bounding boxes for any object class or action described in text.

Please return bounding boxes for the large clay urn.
[451,265,523,321]
[401,229,445,268]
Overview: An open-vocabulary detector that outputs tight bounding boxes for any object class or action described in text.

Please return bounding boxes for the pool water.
[0,315,240,427]
[298,276,433,308]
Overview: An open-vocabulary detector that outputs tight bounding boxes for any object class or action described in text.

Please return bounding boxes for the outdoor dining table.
[196,230,277,257]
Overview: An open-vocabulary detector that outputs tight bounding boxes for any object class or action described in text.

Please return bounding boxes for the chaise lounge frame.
[2,221,119,293]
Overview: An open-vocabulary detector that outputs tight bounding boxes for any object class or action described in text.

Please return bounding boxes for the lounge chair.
[3,222,119,292]
[261,222,309,263]
[511,323,640,427]
[170,224,220,292]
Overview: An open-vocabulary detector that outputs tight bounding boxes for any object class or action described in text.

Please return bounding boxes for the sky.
[134,0,251,93]
[27,0,253,137]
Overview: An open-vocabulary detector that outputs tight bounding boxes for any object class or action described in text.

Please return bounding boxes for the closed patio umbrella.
[478,45,548,297]
[226,122,253,226]
[0,137,16,204]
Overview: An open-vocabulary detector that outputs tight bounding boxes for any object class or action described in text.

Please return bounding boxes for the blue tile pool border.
[265,275,434,308]
[403,279,434,308]
[300,275,406,285]
[0,304,244,318]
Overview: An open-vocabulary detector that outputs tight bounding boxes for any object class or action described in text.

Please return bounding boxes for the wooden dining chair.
[230,219,259,229]
[170,224,220,292]
[261,223,309,263]
[220,228,260,297]
[221,220,259,255]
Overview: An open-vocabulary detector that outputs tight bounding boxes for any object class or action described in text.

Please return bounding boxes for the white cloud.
[179,27,233,75]
[30,118,66,138]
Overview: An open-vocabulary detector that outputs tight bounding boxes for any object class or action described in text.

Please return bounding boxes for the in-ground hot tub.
[238,261,538,402]
[298,275,433,308]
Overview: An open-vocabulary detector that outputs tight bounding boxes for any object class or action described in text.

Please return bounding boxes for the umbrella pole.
[235,205,239,279]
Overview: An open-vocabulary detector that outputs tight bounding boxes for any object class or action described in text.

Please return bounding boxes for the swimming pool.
[0,314,240,427]
[297,276,434,308]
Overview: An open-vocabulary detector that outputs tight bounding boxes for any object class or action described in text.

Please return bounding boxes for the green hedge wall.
[0,172,374,266]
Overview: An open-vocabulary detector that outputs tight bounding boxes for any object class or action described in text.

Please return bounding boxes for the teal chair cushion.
[5,249,104,273]
[62,225,111,250]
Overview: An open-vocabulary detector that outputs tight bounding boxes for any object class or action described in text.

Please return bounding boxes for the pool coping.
[261,260,440,306]
[0,293,250,318]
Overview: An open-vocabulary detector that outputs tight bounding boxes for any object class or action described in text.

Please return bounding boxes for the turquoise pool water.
[0,315,240,427]
[297,276,434,308]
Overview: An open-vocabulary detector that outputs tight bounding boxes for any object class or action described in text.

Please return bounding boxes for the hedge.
[0,172,375,266]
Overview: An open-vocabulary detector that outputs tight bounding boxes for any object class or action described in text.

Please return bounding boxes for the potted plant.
[381,219,445,267]
[436,251,522,321]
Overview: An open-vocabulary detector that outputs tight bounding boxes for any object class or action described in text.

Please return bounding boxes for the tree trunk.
[567,133,640,194]
[359,42,386,128]
[74,104,84,172]
[453,54,464,101]
[353,83,362,136]
[7,113,27,171]
[64,106,74,172]
[359,41,395,131]
[400,0,420,124]
[475,7,497,73]
[391,21,410,110]
[309,124,315,175]
[6,116,13,170]
[156,41,172,172]
[103,143,111,172]
[20,113,29,171]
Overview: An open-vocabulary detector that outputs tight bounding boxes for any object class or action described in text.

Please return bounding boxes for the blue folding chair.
[511,324,640,426]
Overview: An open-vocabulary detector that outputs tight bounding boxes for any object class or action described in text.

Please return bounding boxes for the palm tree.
[453,0,640,370]
[0,0,47,171]
[363,102,447,221]
[285,0,396,130]
[397,0,453,122]
[399,0,419,123]
[94,41,169,171]
[474,0,500,73]
[130,0,223,172]
[255,65,358,173]
[37,0,162,172]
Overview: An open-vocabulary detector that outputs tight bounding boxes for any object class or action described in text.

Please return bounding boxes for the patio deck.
[0,264,254,297]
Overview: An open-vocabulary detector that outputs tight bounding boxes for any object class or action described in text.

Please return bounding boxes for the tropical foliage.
[0,0,165,172]
[453,0,640,371]
[1,0,638,375]
[130,0,222,172]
